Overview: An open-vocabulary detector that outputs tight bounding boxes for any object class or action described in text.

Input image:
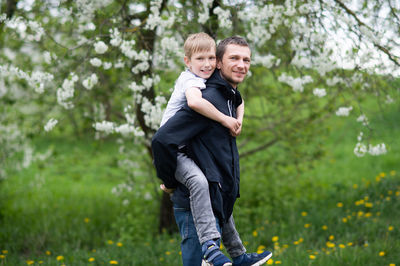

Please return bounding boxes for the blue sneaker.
[232,251,272,266]
[202,240,232,266]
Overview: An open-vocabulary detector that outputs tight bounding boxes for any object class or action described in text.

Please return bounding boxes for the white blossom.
[385,95,394,104]
[82,73,98,90]
[90,58,102,67]
[213,7,232,29]
[94,41,108,54]
[313,88,326,98]
[93,121,114,134]
[131,61,150,74]
[354,142,367,157]
[356,114,369,126]
[278,73,313,92]
[252,54,276,68]
[368,143,387,156]
[103,62,112,70]
[44,118,58,132]
[335,106,353,117]
[57,73,78,109]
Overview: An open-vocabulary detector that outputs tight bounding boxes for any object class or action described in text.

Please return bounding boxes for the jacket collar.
[206,69,237,100]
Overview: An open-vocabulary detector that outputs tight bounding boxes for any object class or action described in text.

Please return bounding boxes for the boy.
[157,33,271,266]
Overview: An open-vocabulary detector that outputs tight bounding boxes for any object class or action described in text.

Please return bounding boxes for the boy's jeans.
[174,152,246,264]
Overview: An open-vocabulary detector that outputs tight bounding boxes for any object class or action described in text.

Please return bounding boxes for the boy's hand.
[221,116,240,133]
[230,122,242,137]
[160,184,175,194]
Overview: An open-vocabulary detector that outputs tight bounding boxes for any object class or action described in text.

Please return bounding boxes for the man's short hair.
[216,36,250,61]
[184,32,216,59]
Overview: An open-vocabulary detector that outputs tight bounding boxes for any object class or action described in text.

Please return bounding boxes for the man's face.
[184,48,216,79]
[217,44,251,88]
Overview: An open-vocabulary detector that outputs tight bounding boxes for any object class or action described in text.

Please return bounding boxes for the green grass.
[0,104,399,265]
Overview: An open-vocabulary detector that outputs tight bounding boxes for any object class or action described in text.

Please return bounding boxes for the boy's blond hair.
[184,32,216,59]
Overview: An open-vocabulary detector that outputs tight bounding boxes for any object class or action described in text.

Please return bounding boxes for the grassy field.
[0,103,399,265]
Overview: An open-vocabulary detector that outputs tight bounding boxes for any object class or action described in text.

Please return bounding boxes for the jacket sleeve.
[151,106,209,188]
[234,90,243,108]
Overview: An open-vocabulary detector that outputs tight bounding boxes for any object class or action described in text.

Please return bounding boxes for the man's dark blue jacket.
[151,69,242,223]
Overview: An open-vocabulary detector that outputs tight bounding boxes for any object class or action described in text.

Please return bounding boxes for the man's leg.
[175,152,221,244]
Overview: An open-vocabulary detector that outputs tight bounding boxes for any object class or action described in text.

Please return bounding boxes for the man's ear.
[183,56,190,68]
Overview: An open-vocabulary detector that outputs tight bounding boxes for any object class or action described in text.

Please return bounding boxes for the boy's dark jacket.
[151,69,242,223]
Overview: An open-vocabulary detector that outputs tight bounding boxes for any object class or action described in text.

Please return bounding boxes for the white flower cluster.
[82,73,98,90]
[44,118,58,132]
[313,88,326,98]
[75,0,113,23]
[198,0,213,24]
[145,0,175,31]
[354,142,387,157]
[141,96,166,130]
[159,36,182,59]
[326,76,345,86]
[109,28,122,47]
[131,61,150,74]
[93,121,114,134]
[335,106,353,117]
[90,57,102,67]
[252,54,279,68]
[0,64,54,94]
[3,16,44,41]
[213,7,232,29]
[43,51,58,64]
[356,114,369,126]
[278,73,313,92]
[385,95,394,104]
[94,41,108,54]
[93,120,144,137]
[57,73,78,109]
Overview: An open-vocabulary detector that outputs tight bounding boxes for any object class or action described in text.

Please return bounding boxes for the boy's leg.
[221,215,246,258]
[175,152,221,244]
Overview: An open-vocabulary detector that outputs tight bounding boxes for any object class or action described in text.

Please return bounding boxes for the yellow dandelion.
[89,257,95,262]
[244,241,249,246]
[0,255,5,259]
[275,261,282,264]
[267,259,274,265]
[84,217,90,223]
[389,264,395,266]
[117,242,123,247]
[45,250,51,255]
[380,172,386,177]
[26,260,34,265]
[339,244,346,249]
[342,217,348,223]
[92,249,97,252]
[337,202,343,207]
[179,251,182,255]
[329,235,334,241]
[252,230,258,237]
[2,250,8,254]
[376,212,381,216]
[257,245,266,251]
[347,242,353,246]
[299,238,304,243]
[165,251,171,255]
[322,225,328,230]
[353,184,358,189]
[388,226,394,231]
[364,243,369,247]
[272,236,279,242]
[365,202,373,208]
[301,211,308,217]
[365,212,372,218]
[282,244,289,248]
[159,257,164,261]
[386,197,391,201]
[326,241,335,248]
[390,170,396,176]
[376,176,381,182]
[56,256,64,261]
[388,190,393,195]
[309,255,316,259]
[293,241,299,245]
[107,240,114,245]
[358,211,364,217]
[304,223,311,228]
[396,191,400,196]
[39,261,43,264]
[110,260,118,264]
[379,251,385,257]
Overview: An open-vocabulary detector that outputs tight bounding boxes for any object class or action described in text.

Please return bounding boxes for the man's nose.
[237,59,245,69]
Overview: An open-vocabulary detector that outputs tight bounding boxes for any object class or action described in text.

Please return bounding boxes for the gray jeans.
[175,152,246,257]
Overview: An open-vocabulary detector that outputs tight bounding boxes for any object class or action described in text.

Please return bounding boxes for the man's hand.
[160,184,175,194]
[221,116,240,134]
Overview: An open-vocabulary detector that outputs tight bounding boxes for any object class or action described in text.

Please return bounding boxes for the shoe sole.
[251,252,273,266]
[202,260,232,266]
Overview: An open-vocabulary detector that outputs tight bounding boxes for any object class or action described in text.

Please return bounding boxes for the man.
[152,36,272,266]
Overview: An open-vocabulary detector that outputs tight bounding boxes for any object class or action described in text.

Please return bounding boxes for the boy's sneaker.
[232,251,272,266]
[202,240,232,266]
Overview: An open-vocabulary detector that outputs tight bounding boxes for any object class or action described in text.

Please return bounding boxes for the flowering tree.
[1,0,398,231]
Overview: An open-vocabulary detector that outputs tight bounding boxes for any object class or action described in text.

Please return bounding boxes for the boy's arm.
[185,87,240,133]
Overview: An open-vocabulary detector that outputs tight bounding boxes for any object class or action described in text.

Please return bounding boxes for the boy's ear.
[216,60,222,69]
[183,56,191,68]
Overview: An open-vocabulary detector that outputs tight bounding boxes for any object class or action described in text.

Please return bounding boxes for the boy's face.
[184,48,216,79]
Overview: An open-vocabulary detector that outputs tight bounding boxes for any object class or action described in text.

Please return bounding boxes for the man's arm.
[231,101,244,137]
[151,107,209,189]
[185,87,240,133]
